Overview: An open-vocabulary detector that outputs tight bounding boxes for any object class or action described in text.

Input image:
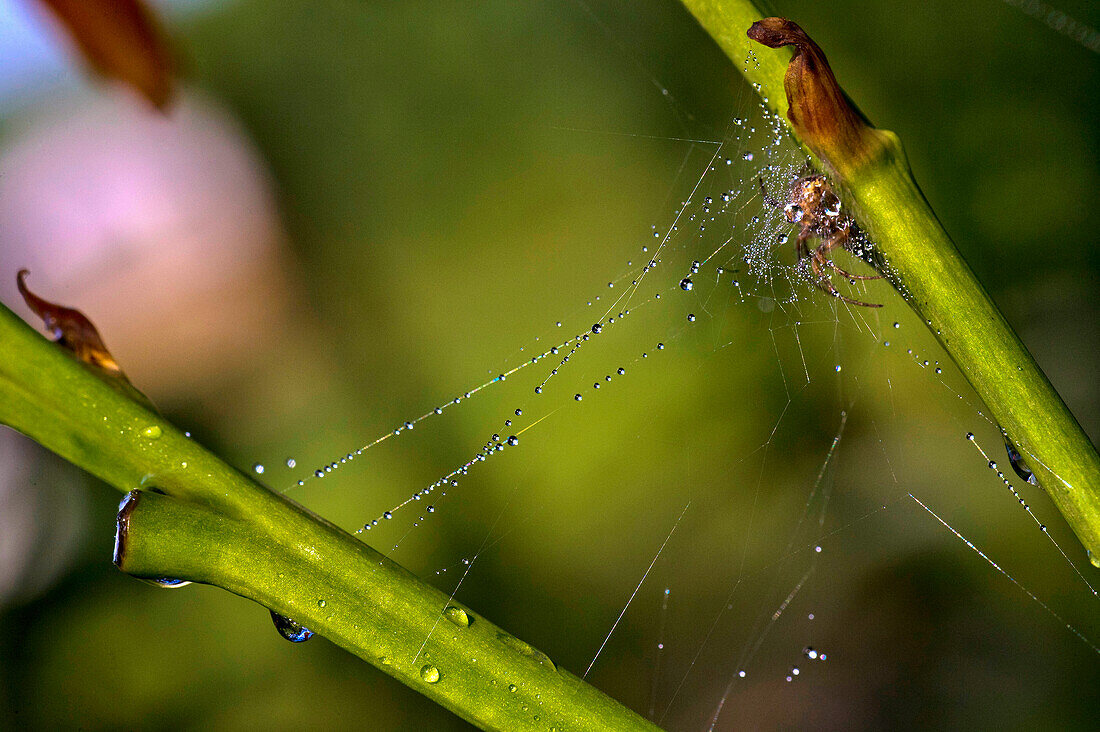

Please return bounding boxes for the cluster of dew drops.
[245,72,868,555]
[784,643,829,683]
[257,152,814,536]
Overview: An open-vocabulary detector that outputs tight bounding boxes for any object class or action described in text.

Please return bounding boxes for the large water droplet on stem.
[140,577,192,589]
[443,605,471,627]
[270,610,314,642]
[1004,439,1037,486]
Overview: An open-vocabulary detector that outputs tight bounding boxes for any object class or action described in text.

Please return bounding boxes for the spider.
[759,172,882,307]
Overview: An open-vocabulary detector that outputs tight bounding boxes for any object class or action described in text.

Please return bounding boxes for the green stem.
[0,302,658,731]
[677,0,1100,563]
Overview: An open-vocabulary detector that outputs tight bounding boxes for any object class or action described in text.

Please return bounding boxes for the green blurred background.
[0,0,1097,729]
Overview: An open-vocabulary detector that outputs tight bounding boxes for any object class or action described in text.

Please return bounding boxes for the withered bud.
[17,269,124,377]
[37,0,174,110]
[747,18,884,175]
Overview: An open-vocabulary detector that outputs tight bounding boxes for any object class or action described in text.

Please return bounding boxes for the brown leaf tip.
[746,18,879,173]
[746,17,812,50]
[17,269,123,375]
[38,0,174,110]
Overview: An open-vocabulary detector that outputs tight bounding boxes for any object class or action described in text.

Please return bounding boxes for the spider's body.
[762,173,882,307]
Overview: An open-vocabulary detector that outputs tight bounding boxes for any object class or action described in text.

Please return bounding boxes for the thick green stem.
[677,0,1100,562]
[0,302,657,731]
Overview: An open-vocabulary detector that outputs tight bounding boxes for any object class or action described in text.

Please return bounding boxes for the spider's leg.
[811,238,882,308]
[836,291,882,308]
[820,224,882,280]
[759,177,780,208]
[828,260,884,281]
[796,229,811,257]
[809,247,835,289]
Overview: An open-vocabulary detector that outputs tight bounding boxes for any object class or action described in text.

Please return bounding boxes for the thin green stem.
[678,0,1100,563]
[0,302,657,731]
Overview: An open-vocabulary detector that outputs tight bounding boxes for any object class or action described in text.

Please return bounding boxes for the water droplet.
[508,684,518,693]
[656,343,665,350]
[383,511,393,520]
[318,599,327,608]
[574,394,582,401]
[1004,440,1037,485]
[314,469,325,478]
[742,151,754,161]
[784,203,803,222]
[143,577,191,589]
[515,408,523,416]
[617,367,626,375]
[966,432,975,441]
[420,664,441,683]
[679,278,694,291]
[738,670,746,678]
[835,365,842,372]
[443,605,471,627]
[270,611,314,642]
[495,631,556,669]
[286,457,296,468]
[507,435,519,446]
[803,646,819,660]
[141,425,162,440]
[253,463,265,475]
[591,323,603,334]
[687,313,696,322]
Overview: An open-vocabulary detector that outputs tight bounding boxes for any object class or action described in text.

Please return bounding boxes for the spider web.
[242,2,1100,728]
[0,0,1096,729]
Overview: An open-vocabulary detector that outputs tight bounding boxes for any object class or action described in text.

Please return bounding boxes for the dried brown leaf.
[747,17,886,175]
[38,0,173,109]
[17,269,124,377]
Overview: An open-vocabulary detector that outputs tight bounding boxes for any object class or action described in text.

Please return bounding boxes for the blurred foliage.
[0,0,1098,729]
